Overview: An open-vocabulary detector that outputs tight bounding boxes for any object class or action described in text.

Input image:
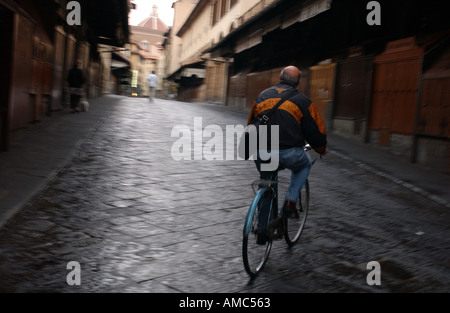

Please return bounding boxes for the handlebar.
[250,144,322,194]
[304,144,323,165]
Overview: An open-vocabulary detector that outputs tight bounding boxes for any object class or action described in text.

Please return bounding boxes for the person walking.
[67,60,86,113]
[146,71,158,103]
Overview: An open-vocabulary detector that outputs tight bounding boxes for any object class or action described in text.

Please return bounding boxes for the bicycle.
[242,145,316,278]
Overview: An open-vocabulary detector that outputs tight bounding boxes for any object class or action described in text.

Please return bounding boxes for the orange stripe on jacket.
[308,103,327,135]
[253,99,303,125]
[253,98,280,118]
[279,101,303,124]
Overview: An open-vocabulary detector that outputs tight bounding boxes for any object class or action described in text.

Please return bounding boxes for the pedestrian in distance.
[67,60,86,113]
[146,70,158,103]
[247,65,328,244]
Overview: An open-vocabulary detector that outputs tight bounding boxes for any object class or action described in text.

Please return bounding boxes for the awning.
[111,60,130,69]
[85,0,130,47]
[181,68,206,79]
[206,0,333,56]
[167,60,205,81]
[282,0,332,29]
[111,51,130,69]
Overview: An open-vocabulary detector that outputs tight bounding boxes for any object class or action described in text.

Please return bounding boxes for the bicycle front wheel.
[243,188,274,278]
[284,180,309,246]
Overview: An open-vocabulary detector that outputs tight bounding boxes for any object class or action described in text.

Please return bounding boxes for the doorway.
[0,4,13,151]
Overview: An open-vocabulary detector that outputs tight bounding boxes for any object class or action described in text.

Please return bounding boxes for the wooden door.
[334,56,373,134]
[309,63,336,127]
[0,4,14,150]
[419,78,450,138]
[370,59,420,145]
[369,37,424,146]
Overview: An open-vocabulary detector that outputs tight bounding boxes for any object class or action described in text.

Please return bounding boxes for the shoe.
[256,231,269,245]
[268,217,284,240]
[284,199,299,219]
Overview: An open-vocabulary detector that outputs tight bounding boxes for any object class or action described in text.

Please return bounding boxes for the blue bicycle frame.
[243,187,271,238]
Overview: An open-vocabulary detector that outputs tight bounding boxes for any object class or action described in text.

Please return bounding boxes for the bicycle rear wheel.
[243,188,274,278]
[284,179,309,246]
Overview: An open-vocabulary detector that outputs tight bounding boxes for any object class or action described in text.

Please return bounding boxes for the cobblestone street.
[0,96,449,293]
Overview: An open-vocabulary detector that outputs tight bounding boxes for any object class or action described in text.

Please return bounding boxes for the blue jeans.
[256,147,311,203]
[255,147,311,232]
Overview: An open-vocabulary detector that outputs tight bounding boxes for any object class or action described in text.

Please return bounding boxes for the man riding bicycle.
[247,65,327,244]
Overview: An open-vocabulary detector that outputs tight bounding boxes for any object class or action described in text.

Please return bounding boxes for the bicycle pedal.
[271,232,284,240]
[288,209,300,219]
[268,218,281,231]
[268,218,284,240]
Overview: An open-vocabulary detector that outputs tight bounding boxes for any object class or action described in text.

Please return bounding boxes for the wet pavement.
[0,96,449,293]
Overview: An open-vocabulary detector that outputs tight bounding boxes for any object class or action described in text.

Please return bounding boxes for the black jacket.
[248,83,327,153]
[68,67,85,88]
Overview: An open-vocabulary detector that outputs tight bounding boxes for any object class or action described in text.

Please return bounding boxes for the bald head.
[280,66,301,87]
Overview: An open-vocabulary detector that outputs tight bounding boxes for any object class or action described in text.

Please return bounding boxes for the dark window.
[220,0,227,18]
[212,0,219,25]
